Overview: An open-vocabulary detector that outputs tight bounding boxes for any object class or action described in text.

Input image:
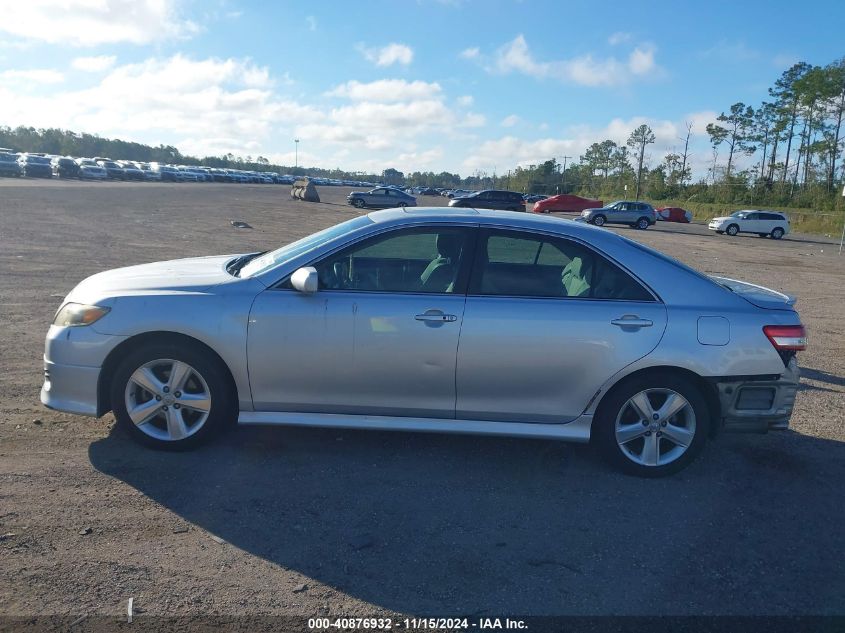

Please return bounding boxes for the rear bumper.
[715,358,800,432]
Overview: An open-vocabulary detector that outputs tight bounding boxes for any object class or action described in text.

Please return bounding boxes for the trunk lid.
[709,275,797,310]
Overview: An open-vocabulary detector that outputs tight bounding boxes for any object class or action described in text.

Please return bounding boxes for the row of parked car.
[0,151,302,184]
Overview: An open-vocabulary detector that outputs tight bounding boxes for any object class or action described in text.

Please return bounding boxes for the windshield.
[607,200,623,208]
[730,211,748,218]
[239,215,374,278]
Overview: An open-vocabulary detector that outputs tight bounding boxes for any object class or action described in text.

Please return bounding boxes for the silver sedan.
[41,208,805,476]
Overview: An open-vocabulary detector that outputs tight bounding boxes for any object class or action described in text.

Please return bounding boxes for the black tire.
[398,202,407,208]
[353,198,366,209]
[592,214,606,226]
[771,227,784,240]
[110,342,236,451]
[636,217,650,230]
[592,372,710,477]
[726,224,739,236]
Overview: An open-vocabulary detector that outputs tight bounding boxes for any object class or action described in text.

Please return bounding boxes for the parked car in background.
[118,161,145,181]
[51,156,81,178]
[18,154,53,178]
[152,164,182,182]
[41,208,806,477]
[533,194,603,214]
[656,207,692,223]
[708,210,790,239]
[448,190,526,212]
[416,187,439,196]
[96,160,125,180]
[0,152,23,177]
[524,194,548,203]
[580,201,657,230]
[347,187,417,209]
[76,159,108,180]
[137,163,161,181]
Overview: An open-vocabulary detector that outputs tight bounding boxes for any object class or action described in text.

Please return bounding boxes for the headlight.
[53,303,110,327]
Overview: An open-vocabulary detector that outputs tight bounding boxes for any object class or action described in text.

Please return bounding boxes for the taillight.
[763,325,807,351]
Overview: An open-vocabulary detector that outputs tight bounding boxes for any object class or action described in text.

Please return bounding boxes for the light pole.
[294,139,299,169]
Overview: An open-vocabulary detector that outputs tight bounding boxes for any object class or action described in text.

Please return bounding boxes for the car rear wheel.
[592,215,606,226]
[398,202,407,208]
[353,198,366,209]
[593,373,709,477]
[636,217,650,230]
[111,343,235,450]
[726,224,739,236]
[771,227,784,240]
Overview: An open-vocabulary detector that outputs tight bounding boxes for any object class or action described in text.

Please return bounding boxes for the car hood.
[67,255,236,302]
[711,216,733,222]
[709,275,796,310]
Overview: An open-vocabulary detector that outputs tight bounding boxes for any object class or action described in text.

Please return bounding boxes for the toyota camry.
[41,208,805,476]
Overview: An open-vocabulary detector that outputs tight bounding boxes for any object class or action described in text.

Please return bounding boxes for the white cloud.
[462,112,720,175]
[457,95,474,106]
[359,43,414,67]
[71,55,117,72]
[326,79,441,102]
[0,55,322,158]
[0,69,64,83]
[479,34,662,87]
[306,15,317,31]
[0,0,199,46]
[500,114,520,127]
[608,32,632,45]
[459,47,480,60]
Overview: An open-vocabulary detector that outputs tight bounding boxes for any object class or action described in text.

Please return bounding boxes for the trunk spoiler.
[709,276,797,309]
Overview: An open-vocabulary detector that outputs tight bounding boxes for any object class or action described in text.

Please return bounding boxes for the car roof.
[368,206,617,242]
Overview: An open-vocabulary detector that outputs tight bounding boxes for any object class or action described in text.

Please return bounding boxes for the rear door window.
[471,229,654,301]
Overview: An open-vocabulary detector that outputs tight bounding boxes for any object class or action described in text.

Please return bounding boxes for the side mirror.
[290,266,319,294]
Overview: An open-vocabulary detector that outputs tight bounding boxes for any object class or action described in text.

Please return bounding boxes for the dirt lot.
[1,181,843,627]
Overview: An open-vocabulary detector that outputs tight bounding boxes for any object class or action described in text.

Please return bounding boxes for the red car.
[656,206,692,223]
[532,194,603,214]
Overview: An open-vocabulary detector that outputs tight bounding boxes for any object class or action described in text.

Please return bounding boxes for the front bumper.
[716,357,800,432]
[40,324,126,418]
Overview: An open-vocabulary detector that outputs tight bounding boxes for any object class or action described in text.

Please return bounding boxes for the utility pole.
[294,139,300,169]
[561,156,571,193]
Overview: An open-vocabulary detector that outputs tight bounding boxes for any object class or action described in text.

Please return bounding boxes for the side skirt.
[238,411,592,442]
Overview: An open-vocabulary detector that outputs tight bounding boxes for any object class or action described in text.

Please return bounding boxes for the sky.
[1,0,843,178]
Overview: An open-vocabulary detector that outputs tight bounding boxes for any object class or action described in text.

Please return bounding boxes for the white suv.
[708,210,790,239]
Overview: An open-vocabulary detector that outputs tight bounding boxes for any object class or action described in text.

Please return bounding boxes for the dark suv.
[0,152,22,177]
[52,156,81,178]
[447,189,526,212]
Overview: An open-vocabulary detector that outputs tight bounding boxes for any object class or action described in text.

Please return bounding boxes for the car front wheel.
[726,224,739,236]
[593,373,709,477]
[771,227,784,240]
[111,343,235,450]
[592,215,606,226]
[352,198,366,209]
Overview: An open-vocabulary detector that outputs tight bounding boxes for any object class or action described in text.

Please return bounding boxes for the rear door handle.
[415,311,457,323]
[611,315,653,328]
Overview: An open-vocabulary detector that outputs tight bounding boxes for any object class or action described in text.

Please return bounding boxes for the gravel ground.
[0,180,843,628]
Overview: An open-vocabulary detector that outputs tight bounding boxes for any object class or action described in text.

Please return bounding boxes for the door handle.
[415,311,457,323]
[611,315,653,328]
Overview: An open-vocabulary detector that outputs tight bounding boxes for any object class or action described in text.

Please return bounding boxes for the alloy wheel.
[124,358,212,442]
[614,388,696,467]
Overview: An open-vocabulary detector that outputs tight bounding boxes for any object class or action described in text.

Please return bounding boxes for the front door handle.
[415,311,458,323]
[611,315,653,329]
